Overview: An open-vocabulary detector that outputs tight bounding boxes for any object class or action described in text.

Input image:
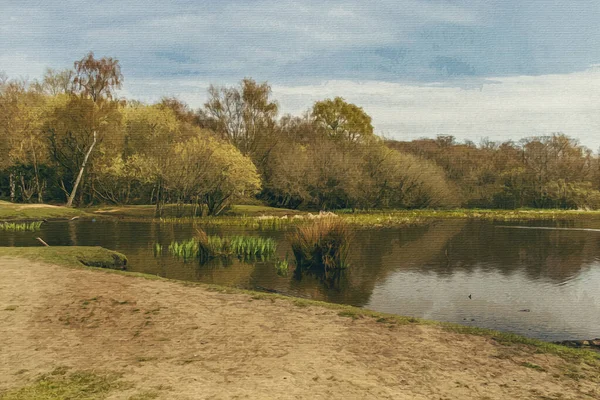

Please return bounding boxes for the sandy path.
[0,257,598,399]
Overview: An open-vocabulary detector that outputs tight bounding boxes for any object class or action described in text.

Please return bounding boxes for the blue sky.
[2,0,600,147]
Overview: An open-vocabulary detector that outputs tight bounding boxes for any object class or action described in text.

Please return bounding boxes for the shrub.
[289,217,352,271]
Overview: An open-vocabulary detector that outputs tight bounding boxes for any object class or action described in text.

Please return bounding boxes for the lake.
[2,218,600,342]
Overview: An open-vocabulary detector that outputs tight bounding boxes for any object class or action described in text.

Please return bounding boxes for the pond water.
[2,218,600,342]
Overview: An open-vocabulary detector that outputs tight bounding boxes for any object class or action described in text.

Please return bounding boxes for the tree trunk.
[9,173,16,203]
[66,131,96,207]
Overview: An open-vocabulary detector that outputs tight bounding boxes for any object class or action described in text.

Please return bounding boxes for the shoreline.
[5,201,600,226]
[1,247,599,399]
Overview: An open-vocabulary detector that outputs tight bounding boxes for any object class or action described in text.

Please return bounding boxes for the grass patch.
[0,246,127,270]
[128,390,160,400]
[338,311,362,320]
[521,362,546,372]
[227,204,303,217]
[0,200,85,222]
[0,221,44,232]
[0,367,128,400]
[440,323,600,364]
[290,218,352,271]
[85,204,600,229]
[168,231,276,263]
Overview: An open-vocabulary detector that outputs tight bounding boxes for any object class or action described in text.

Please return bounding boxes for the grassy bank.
[1,246,597,366]
[0,247,127,270]
[95,205,600,229]
[0,201,85,221]
[6,201,600,227]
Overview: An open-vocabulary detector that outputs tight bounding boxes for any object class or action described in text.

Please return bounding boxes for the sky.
[2,0,600,147]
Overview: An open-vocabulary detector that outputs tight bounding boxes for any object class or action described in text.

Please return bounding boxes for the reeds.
[289,217,352,271]
[0,221,44,232]
[168,239,198,262]
[230,236,277,258]
[153,242,163,256]
[274,257,290,276]
[168,229,277,263]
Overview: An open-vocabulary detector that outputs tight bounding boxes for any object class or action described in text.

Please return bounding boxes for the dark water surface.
[2,218,600,342]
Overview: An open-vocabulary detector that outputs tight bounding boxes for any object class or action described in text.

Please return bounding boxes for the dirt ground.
[0,257,598,400]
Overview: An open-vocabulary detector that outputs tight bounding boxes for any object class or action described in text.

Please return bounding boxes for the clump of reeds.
[289,217,352,271]
[230,236,277,259]
[168,228,277,263]
[168,238,199,262]
[0,221,44,232]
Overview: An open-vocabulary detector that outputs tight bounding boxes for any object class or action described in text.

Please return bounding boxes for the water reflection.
[2,218,600,341]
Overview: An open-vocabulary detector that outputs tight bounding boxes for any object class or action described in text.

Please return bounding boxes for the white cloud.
[122,67,600,149]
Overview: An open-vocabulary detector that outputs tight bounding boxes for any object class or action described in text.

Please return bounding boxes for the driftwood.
[36,237,50,247]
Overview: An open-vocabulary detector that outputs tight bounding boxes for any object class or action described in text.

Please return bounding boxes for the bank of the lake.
[0,200,86,221]
[0,248,598,399]
[6,201,600,226]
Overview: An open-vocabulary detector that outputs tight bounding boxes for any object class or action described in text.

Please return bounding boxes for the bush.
[289,217,352,271]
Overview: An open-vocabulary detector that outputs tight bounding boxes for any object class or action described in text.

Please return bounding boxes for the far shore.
[0,247,599,399]
[4,201,600,227]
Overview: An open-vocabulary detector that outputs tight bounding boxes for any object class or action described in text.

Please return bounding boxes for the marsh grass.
[289,217,352,272]
[0,221,43,232]
[168,229,277,263]
[0,367,128,400]
[168,239,199,262]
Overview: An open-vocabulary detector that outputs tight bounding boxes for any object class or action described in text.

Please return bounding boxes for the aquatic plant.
[168,230,277,263]
[274,257,290,277]
[168,239,199,262]
[0,221,44,232]
[153,242,163,256]
[289,217,352,271]
[230,236,277,258]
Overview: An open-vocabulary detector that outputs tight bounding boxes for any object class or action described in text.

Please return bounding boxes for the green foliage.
[289,217,352,271]
[0,367,127,400]
[0,221,43,231]
[168,239,199,262]
[274,257,290,276]
[3,56,600,213]
[168,233,277,263]
[312,96,373,142]
[0,246,127,270]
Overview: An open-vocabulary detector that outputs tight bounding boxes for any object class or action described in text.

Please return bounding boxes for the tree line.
[1,53,599,215]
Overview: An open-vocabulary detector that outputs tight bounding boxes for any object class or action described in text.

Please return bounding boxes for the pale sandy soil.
[0,257,598,400]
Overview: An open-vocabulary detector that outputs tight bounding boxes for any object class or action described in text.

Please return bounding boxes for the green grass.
[0,221,43,232]
[168,234,277,262]
[95,204,600,230]
[521,362,546,372]
[340,208,600,226]
[0,200,85,222]
[0,246,127,270]
[0,367,128,400]
[87,204,301,219]
[227,204,303,217]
